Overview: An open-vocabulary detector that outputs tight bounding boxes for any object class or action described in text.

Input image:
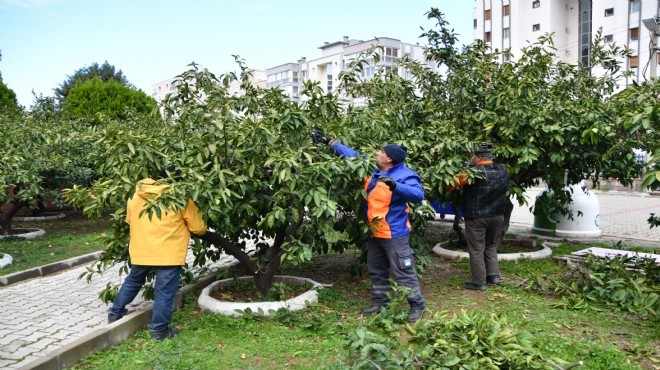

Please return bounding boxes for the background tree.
[0,78,19,113]
[54,61,132,107]
[0,115,95,235]
[61,77,157,123]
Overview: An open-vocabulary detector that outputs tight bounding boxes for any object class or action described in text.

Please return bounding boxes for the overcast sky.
[0,0,475,108]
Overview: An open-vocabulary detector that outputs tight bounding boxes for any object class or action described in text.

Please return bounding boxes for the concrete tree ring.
[0,228,46,239]
[0,253,13,269]
[13,213,66,222]
[432,239,552,261]
[198,275,327,317]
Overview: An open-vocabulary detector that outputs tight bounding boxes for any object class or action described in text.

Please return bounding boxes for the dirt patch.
[442,239,543,253]
[209,278,313,302]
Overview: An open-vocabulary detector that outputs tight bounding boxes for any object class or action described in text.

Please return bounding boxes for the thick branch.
[198,231,258,274]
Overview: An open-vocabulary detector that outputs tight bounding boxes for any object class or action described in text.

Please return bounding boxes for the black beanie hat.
[383,144,408,164]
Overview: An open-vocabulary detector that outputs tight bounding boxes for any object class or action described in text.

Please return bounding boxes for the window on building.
[604,8,614,16]
[503,4,510,16]
[532,1,540,9]
[485,32,492,42]
[533,24,541,32]
[630,27,639,41]
[485,9,492,20]
[473,19,477,29]
[579,0,592,67]
[384,47,399,63]
[385,47,398,58]
[503,27,510,38]
[629,55,638,68]
[630,0,640,13]
[604,34,613,43]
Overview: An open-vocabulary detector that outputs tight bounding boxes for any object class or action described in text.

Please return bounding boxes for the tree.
[66,62,379,298]
[599,80,660,227]
[337,9,651,231]
[54,61,132,106]
[61,77,157,123]
[0,114,95,235]
[0,78,19,113]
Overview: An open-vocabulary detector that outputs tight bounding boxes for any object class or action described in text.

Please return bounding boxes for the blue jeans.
[108,265,181,333]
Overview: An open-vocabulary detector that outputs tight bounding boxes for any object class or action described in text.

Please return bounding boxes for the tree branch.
[198,231,258,274]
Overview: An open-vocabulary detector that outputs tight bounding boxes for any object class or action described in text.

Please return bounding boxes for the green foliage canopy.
[0,78,19,113]
[54,61,131,106]
[0,114,95,235]
[61,77,157,123]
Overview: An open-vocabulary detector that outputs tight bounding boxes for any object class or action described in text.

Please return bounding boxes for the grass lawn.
[70,222,659,370]
[0,210,110,275]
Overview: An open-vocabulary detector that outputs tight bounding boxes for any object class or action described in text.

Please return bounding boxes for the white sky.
[0,0,475,108]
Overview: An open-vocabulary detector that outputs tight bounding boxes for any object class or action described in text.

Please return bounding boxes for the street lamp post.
[642,17,660,80]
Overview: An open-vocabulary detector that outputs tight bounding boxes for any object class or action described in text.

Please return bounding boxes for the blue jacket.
[330,141,424,239]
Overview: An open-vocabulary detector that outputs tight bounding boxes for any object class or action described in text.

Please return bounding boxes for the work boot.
[361,304,387,315]
[151,327,180,341]
[107,314,123,324]
[486,275,501,285]
[407,305,426,323]
[463,282,487,291]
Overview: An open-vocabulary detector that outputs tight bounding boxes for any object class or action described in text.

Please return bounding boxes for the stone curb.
[432,240,553,261]
[13,213,67,222]
[0,251,103,287]
[19,269,223,370]
[198,275,327,317]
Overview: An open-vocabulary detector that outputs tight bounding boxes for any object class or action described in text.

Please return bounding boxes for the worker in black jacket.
[448,143,509,291]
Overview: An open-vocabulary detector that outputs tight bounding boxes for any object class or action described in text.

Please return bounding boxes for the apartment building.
[270,36,433,104]
[151,36,433,106]
[151,69,267,102]
[473,0,660,86]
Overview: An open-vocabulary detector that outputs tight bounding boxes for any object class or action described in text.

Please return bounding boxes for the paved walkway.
[0,250,238,369]
[0,189,658,369]
[508,188,660,247]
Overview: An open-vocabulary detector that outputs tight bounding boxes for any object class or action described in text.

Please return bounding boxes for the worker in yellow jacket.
[107,177,207,340]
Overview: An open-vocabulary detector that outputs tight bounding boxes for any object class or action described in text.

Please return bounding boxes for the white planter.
[0,253,13,268]
[532,184,602,238]
[0,228,46,239]
[433,239,552,261]
[198,275,325,317]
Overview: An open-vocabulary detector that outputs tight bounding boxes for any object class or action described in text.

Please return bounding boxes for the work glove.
[311,129,332,145]
[378,176,397,191]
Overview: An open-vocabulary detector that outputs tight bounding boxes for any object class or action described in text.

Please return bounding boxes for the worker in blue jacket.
[312,130,426,323]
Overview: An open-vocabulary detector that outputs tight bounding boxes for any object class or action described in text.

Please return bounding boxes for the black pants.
[465,216,504,284]
[367,236,425,307]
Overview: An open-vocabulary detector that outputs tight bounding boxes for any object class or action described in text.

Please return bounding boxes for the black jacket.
[461,162,509,219]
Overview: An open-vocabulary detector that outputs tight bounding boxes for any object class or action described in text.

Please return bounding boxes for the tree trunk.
[253,268,277,297]
[497,198,515,244]
[0,199,27,236]
[198,209,302,297]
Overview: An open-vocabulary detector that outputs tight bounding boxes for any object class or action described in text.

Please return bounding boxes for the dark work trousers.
[367,236,425,308]
[465,216,504,284]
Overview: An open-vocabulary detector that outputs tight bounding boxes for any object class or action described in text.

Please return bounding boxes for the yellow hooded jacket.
[126,179,207,266]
